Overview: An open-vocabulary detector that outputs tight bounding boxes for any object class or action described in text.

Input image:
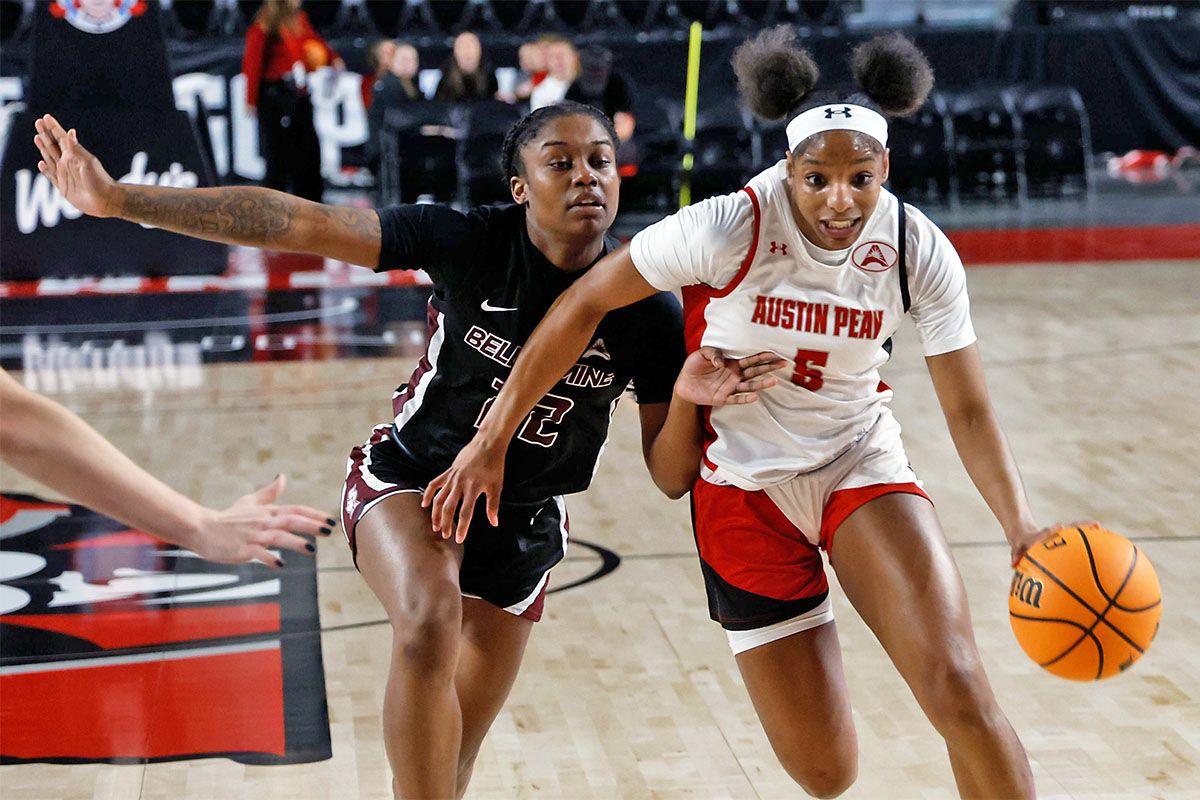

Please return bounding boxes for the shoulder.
[672,190,756,241]
[901,201,961,271]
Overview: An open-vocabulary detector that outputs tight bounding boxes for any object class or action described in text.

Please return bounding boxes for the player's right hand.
[422,436,506,545]
[33,114,121,218]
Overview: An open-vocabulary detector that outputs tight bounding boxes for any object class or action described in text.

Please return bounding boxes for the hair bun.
[850,33,934,117]
[732,26,819,121]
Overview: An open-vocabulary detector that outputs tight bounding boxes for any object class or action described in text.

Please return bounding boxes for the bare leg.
[735,621,858,798]
[453,597,534,799]
[831,493,1034,799]
[356,493,465,800]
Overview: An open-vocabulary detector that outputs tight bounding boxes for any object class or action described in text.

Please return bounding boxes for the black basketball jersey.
[376,202,686,503]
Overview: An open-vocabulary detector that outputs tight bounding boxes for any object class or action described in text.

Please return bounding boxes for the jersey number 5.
[476,378,575,448]
[790,349,829,392]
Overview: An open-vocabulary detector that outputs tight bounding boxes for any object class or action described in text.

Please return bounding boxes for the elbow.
[661,484,692,501]
[652,467,698,500]
[944,400,997,435]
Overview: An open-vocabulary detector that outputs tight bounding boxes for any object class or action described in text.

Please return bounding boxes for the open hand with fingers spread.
[33,114,122,218]
[186,474,337,568]
[674,347,788,407]
[422,436,505,546]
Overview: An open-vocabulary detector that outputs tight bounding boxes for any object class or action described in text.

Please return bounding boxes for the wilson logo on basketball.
[851,241,897,272]
[1010,570,1044,608]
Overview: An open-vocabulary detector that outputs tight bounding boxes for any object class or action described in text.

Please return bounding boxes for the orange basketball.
[1009,524,1161,681]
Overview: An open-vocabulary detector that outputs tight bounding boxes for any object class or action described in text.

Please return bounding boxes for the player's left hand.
[33,115,121,218]
[1007,520,1099,569]
[423,436,506,545]
[673,347,788,407]
[189,474,336,567]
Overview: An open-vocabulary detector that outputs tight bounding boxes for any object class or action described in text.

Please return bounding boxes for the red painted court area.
[947,223,1200,265]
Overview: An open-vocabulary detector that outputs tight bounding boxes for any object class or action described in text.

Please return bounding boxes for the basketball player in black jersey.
[34,106,781,799]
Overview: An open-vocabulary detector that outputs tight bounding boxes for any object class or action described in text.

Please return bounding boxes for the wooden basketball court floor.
[3,258,1198,799]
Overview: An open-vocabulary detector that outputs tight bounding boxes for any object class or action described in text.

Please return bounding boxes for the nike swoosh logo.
[481,299,518,312]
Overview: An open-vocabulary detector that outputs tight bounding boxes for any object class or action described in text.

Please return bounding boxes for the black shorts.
[340,425,567,621]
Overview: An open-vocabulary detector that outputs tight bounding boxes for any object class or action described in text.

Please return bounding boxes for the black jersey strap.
[897,198,911,314]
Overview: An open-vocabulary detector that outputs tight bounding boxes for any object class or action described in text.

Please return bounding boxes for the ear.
[881,148,890,184]
[785,151,795,185]
[510,174,528,205]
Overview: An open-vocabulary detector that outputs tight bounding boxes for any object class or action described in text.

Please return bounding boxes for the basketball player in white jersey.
[429,30,1077,799]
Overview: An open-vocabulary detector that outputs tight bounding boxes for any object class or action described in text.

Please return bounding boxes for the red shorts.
[691,478,929,631]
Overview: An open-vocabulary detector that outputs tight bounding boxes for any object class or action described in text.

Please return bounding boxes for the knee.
[777,748,857,798]
[388,583,462,674]
[920,655,1004,738]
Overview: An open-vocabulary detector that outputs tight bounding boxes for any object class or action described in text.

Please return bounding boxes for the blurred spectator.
[366,41,426,170]
[434,31,499,103]
[362,38,397,109]
[243,0,344,201]
[529,35,577,111]
[512,39,548,105]
[566,45,635,143]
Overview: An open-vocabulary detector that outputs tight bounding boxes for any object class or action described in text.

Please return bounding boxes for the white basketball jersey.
[630,161,976,490]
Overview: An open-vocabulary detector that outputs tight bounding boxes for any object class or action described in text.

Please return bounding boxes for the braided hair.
[732,27,934,154]
[500,101,620,185]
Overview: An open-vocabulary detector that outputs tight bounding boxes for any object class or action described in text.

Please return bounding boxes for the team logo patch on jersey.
[851,241,898,273]
[581,338,611,361]
[0,494,331,765]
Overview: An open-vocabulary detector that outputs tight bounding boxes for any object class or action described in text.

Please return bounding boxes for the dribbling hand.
[33,114,121,218]
[674,347,788,407]
[188,474,336,568]
[1007,519,1099,569]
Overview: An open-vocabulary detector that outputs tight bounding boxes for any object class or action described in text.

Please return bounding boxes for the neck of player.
[525,220,606,273]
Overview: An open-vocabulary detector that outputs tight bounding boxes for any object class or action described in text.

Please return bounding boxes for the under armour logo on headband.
[787,103,888,150]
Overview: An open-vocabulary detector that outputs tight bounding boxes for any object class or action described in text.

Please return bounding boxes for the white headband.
[785,104,889,151]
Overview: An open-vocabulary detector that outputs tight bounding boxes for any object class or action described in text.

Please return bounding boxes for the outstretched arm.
[423,247,656,539]
[424,245,783,540]
[33,114,381,267]
[0,370,334,566]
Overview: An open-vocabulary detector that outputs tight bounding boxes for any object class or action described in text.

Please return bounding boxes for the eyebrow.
[802,156,876,166]
[540,140,615,148]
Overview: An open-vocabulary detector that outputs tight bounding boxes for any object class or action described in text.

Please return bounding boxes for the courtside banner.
[0,2,225,280]
[0,494,331,765]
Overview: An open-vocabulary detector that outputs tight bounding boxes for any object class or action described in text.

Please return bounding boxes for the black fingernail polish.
[325,517,338,527]
[320,526,332,536]
[275,559,284,568]
[305,543,316,553]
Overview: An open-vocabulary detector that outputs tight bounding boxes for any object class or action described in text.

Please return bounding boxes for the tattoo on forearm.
[310,204,381,243]
[121,187,295,246]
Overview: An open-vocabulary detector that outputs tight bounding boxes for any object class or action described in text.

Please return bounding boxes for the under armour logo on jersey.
[344,485,359,518]
[582,338,611,361]
[769,241,788,256]
[824,106,853,118]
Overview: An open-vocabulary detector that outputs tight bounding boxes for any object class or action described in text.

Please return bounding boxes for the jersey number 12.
[475,377,575,448]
